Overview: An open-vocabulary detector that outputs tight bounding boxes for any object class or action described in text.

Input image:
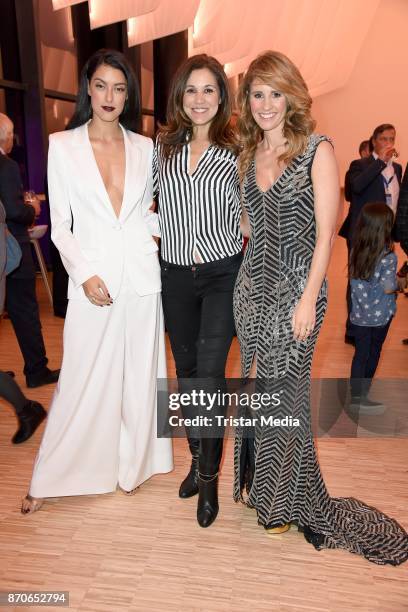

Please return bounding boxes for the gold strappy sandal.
[265,523,290,535]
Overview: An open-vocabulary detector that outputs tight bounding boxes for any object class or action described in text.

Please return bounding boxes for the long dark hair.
[349,203,394,280]
[158,54,237,158]
[66,49,140,132]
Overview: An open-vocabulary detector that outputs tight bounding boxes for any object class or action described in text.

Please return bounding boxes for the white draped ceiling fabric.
[127,1,201,48]
[52,0,381,97]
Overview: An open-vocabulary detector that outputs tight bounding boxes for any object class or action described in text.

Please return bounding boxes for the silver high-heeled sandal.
[21,494,44,515]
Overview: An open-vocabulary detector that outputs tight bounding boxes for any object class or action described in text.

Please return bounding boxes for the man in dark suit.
[343,139,373,203]
[1,201,47,442]
[0,112,59,387]
[396,163,408,255]
[395,163,408,345]
[339,124,402,343]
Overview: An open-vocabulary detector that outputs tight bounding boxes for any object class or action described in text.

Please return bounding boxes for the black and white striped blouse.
[153,141,242,265]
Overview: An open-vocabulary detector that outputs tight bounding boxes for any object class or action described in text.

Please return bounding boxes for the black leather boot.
[196,431,224,526]
[179,438,200,498]
[197,472,219,528]
[26,367,60,389]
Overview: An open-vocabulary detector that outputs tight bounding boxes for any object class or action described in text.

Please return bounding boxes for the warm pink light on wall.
[42,2,75,49]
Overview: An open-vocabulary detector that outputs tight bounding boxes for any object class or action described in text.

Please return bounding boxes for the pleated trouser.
[29,287,173,498]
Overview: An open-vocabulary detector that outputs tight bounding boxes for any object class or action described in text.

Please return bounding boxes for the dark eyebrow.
[93,77,127,86]
[185,83,216,88]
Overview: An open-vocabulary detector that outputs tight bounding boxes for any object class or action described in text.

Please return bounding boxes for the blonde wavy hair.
[237,50,316,180]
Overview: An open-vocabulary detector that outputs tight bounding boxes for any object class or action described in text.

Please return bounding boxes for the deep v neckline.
[87,123,127,218]
[253,158,288,194]
[187,142,213,177]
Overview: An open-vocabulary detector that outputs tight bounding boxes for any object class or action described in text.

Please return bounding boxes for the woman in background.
[21,49,172,514]
[154,54,242,528]
[233,50,407,565]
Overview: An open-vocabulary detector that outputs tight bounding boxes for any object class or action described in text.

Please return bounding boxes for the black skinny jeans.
[350,319,392,397]
[0,370,29,415]
[161,253,242,475]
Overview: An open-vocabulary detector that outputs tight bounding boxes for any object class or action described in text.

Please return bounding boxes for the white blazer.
[47,123,160,300]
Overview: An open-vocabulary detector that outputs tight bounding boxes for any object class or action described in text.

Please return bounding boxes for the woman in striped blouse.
[154,54,242,528]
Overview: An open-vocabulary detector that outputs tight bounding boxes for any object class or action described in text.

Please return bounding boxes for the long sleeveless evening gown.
[233,134,408,566]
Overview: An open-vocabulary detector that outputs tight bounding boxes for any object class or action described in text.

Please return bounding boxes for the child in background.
[349,202,397,408]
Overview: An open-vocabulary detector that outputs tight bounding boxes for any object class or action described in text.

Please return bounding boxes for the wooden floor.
[0,237,407,612]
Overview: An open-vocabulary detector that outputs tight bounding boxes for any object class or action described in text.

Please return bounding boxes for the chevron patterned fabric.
[233,135,408,565]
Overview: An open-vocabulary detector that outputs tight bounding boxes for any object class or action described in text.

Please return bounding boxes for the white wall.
[313,0,408,184]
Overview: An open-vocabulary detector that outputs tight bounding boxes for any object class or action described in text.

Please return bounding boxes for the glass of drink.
[24,190,36,204]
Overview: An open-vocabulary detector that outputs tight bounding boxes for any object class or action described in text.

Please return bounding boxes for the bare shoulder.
[311,137,339,191]
[312,138,337,171]
[314,139,335,158]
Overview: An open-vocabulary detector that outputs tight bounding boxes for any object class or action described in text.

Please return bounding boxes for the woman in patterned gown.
[233,50,408,565]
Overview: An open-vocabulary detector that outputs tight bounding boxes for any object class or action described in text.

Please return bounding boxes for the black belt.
[161,252,242,271]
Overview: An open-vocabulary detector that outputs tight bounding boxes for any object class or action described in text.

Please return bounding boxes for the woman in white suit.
[22,49,173,513]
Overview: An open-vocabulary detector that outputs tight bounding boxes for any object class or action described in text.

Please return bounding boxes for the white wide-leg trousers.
[29,290,173,498]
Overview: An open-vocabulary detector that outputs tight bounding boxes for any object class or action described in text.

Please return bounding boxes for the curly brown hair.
[157,54,237,159]
[237,50,316,180]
